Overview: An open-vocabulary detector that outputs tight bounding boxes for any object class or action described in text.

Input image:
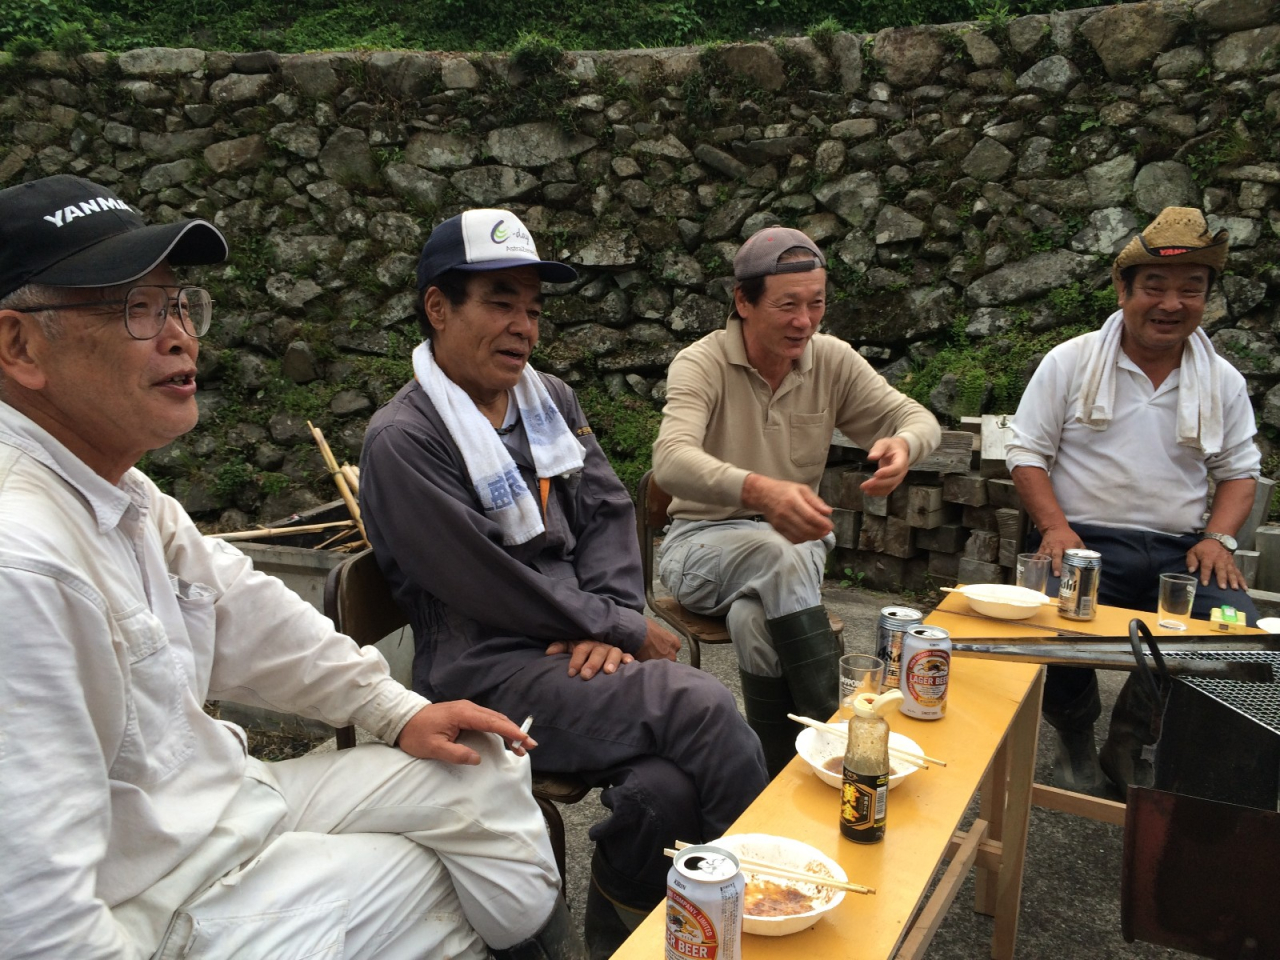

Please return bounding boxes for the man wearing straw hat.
[359,208,767,958]
[0,176,581,960]
[1007,206,1260,796]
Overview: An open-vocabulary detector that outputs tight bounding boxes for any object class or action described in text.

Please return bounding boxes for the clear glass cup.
[1016,553,1052,594]
[1157,573,1197,631]
[838,654,886,720]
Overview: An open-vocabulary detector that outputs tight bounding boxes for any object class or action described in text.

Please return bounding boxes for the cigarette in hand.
[510,715,534,752]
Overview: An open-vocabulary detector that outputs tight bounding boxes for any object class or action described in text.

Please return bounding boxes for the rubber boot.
[1043,671,1107,797]
[766,606,841,722]
[490,897,586,960]
[583,878,647,960]
[740,670,799,779]
[1099,672,1163,796]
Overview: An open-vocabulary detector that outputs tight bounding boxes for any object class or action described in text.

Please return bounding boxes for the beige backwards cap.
[1111,206,1229,290]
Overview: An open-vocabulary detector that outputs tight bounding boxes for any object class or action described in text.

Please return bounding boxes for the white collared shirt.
[0,402,428,958]
[1006,331,1260,535]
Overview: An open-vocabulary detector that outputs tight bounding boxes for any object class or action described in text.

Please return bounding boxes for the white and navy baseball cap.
[0,175,227,301]
[416,208,577,292]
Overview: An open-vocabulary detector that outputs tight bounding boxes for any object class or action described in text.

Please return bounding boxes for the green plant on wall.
[577,385,663,495]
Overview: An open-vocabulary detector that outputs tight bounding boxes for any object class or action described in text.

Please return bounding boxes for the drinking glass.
[1016,553,1052,593]
[838,654,885,720]
[1157,573,1197,631]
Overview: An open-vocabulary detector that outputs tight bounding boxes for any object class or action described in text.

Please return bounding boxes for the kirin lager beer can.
[900,625,951,721]
[665,845,745,960]
[877,606,924,690]
[1058,548,1102,621]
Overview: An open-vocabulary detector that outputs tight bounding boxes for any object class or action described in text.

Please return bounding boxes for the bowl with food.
[952,583,1052,620]
[710,833,846,936]
[795,724,923,791]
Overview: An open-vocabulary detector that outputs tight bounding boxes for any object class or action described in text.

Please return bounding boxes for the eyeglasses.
[17,286,215,340]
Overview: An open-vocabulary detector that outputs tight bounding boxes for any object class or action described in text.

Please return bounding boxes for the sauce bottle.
[840,688,904,844]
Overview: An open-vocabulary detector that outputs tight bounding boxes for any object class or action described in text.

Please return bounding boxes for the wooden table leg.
[974,735,1008,917]
[987,667,1043,960]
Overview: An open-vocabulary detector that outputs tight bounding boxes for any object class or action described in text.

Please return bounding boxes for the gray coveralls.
[360,375,767,909]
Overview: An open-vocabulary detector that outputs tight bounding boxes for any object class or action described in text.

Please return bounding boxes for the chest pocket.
[789,412,830,468]
[109,608,196,787]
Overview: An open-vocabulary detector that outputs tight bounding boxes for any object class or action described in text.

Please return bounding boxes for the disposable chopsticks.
[668,841,875,895]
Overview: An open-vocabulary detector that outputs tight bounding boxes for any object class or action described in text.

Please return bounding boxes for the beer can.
[665,844,744,960]
[900,625,951,721]
[876,606,924,690]
[1058,549,1102,621]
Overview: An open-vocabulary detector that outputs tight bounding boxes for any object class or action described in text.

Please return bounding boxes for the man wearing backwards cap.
[358,208,767,958]
[0,177,581,960]
[652,226,941,776]
[1007,206,1260,796]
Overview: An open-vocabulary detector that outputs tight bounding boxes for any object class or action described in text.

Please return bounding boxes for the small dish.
[955,583,1052,620]
[709,833,846,936]
[795,725,922,791]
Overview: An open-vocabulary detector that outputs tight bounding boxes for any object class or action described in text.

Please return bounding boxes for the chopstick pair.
[667,840,875,895]
[788,713,949,767]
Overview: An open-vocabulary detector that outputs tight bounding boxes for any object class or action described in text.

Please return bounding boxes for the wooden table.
[610,649,1044,960]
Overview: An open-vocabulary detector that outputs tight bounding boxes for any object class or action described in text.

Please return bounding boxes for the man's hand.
[1037,523,1085,576]
[1186,538,1248,591]
[859,436,912,497]
[396,700,535,765]
[635,619,681,662]
[544,639,633,679]
[741,473,833,544]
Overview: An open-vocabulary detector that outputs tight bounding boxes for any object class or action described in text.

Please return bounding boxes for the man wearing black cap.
[1007,206,1261,796]
[359,208,768,958]
[653,226,941,776]
[0,177,581,960]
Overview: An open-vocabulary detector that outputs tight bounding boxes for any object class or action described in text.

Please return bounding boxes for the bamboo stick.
[340,463,360,499]
[210,521,355,542]
[667,842,874,895]
[308,421,368,545]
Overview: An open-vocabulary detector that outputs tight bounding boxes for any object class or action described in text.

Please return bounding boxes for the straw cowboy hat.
[1111,206,1229,290]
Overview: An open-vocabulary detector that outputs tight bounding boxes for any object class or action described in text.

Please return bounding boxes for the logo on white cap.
[461,209,539,266]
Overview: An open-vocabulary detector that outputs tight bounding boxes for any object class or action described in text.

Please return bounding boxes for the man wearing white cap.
[653,226,941,776]
[0,176,578,960]
[359,208,767,958]
[1007,206,1260,796]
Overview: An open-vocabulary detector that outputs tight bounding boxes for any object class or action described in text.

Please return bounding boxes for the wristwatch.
[1200,531,1238,552]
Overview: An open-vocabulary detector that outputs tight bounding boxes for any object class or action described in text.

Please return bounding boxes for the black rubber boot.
[1099,672,1163,796]
[1043,670,1107,797]
[583,878,646,960]
[767,606,841,721]
[740,670,799,779]
[490,897,586,960]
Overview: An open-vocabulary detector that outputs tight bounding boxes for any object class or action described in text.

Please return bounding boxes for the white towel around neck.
[413,341,585,545]
[1074,310,1224,456]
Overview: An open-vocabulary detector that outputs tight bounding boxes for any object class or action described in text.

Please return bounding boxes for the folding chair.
[635,469,843,669]
[322,548,590,884]
[1121,786,1280,958]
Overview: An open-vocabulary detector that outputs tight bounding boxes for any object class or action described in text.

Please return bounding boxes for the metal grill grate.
[1169,650,1280,737]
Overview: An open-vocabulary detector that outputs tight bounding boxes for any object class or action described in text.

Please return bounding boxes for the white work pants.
[151,735,559,960]
[658,518,832,676]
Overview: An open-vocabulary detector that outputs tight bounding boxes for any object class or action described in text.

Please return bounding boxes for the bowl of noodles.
[710,834,846,936]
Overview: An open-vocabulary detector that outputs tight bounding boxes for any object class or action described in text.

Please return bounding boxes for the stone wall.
[0,0,1277,536]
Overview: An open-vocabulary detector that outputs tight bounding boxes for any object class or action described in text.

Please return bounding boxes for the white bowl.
[795,725,922,791]
[710,833,846,936]
[1257,617,1280,634]
[957,583,1051,620]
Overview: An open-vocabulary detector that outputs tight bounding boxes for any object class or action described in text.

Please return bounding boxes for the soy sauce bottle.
[840,688,903,844]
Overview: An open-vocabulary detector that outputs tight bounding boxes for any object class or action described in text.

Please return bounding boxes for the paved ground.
[556,582,1204,959]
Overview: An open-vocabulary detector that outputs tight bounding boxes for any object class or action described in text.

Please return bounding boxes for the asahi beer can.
[877,606,924,690]
[901,625,951,721]
[665,845,744,960]
[1058,549,1102,621]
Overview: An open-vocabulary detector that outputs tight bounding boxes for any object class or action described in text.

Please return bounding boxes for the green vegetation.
[896,284,1113,419]
[3,0,1098,55]
[577,385,663,495]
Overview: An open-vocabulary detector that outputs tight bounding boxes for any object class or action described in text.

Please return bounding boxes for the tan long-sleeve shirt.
[653,318,941,521]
